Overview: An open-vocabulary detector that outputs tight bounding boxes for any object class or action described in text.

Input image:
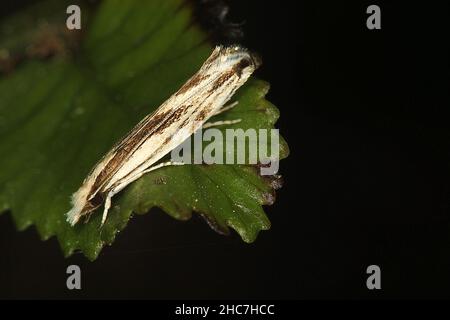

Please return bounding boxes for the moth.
[66,45,261,226]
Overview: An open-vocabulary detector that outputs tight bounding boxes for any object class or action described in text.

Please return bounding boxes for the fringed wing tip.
[65,190,85,226]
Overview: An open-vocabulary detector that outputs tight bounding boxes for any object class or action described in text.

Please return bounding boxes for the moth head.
[210,45,262,78]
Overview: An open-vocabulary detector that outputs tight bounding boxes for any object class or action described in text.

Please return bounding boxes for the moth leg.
[101,191,113,226]
[203,119,241,129]
[205,101,240,128]
[203,101,241,129]
[212,101,239,116]
[99,161,185,226]
[121,161,185,185]
[140,161,185,176]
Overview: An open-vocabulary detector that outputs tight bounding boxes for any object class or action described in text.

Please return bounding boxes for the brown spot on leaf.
[266,174,283,190]
[27,23,81,59]
[199,213,230,235]
[262,191,276,205]
[154,177,167,185]
[1,23,82,74]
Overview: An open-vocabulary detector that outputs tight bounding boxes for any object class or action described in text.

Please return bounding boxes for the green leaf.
[0,0,289,260]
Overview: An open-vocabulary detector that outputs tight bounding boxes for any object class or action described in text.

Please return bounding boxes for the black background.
[1,0,449,299]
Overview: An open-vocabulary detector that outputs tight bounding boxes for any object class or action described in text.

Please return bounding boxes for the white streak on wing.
[105,72,241,190]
